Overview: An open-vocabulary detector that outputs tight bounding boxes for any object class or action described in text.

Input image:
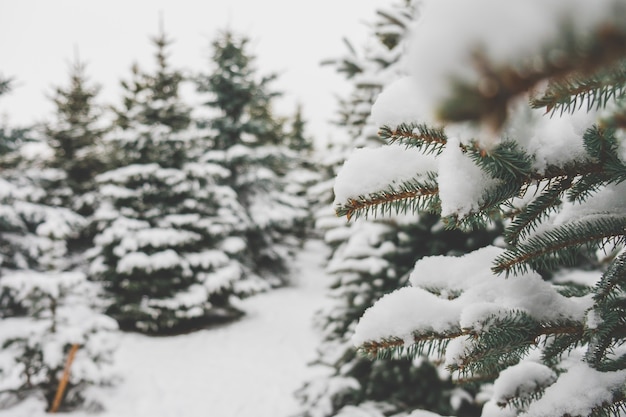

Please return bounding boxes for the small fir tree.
[283,104,321,239]
[195,30,310,284]
[333,1,626,416]
[286,103,315,154]
[0,271,118,412]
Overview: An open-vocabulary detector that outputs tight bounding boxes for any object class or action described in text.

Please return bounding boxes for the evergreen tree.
[0,77,117,412]
[296,3,501,416]
[283,104,321,238]
[286,103,314,154]
[332,1,626,416]
[0,83,89,274]
[195,30,310,283]
[89,27,257,334]
[0,270,118,412]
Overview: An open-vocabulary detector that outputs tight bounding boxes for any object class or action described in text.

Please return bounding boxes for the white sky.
[0,0,387,144]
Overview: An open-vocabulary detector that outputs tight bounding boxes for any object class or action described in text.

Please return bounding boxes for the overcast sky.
[0,0,388,144]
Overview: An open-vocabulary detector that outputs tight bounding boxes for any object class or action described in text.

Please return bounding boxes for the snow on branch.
[333,144,438,219]
[523,363,626,417]
[352,247,592,358]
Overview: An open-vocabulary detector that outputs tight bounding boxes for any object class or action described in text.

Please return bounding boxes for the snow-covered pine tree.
[333,1,626,416]
[195,30,310,284]
[0,270,118,412]
[0,77,85,271]
[90,27,253,334]
[296,3,501,417]
[0,77,117,412]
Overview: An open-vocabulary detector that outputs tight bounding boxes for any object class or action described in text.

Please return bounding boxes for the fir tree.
[90,27,255,334]
[0,271,118,412]
[286,103,314,154]
[195,30,310,283]
[333,1,626,416]
[0,78,87,275]
[296,3,500,416]
[0,77,117,413]
[283,103,321,239]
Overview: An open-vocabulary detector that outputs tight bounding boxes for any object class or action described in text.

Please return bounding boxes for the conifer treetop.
[115,26,191,133]
[0,75,11,96]
[197,30,283,150]
[44,57,109,202]
[47,59,101,130]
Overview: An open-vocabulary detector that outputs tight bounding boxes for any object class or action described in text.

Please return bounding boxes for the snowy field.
[1,239,333,417]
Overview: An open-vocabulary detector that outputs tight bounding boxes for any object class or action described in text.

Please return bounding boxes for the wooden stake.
[49,343,80,413]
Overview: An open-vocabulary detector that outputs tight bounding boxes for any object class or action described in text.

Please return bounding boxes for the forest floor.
[1,238,334,417]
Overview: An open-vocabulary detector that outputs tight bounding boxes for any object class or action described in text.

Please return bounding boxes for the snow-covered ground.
[1,239,333,417]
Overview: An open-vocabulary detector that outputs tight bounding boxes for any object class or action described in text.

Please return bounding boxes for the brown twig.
[49,344,80,413]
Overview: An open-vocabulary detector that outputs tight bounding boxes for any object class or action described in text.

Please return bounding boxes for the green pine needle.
[595,251,626,303]
[379,123,448,155]
[568,173,613,203]
[583,124,619,160]
[335,173,440,221]
[358,329,463,360]
[530,60,626,116]
[497,385,549,413]
[494,217,626,276]
[542,332,587,365]
[467,140,533,181]
[506,177,572,245]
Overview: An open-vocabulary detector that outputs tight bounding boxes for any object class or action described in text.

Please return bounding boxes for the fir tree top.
[111,25,192,168]
[285,103,314,153]
[0,75,12,97]
[115,27,191,133]
[44,58,107,199]
[196,30,283,150]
